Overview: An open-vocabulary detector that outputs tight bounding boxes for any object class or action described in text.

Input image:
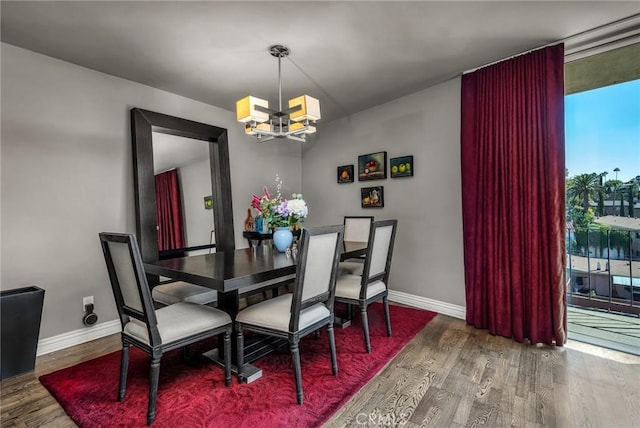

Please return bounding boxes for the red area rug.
[40,304,436,427]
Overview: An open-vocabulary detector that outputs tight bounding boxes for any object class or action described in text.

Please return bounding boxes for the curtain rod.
[463,13,640,74]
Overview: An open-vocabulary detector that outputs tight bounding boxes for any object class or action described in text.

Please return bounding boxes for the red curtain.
[461,44,567,345]
[155,169,185,251]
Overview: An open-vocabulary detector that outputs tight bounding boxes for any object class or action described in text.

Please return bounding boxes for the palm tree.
[613,167,620,181]
[567,173,600,212]
[627,178,639,218]
[605,179,623,216]
[598,172,607,216]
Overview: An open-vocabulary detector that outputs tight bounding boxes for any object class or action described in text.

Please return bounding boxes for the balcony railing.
[566,226,639,316]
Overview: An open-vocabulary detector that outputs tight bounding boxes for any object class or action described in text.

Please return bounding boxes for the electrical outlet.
[83,296,94,310]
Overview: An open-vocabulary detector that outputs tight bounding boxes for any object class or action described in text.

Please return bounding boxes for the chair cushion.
[152,282,218,305]
[236,294,330,333]
[335,274,387,301]
[338,260,364,276]
[124,302,231,345]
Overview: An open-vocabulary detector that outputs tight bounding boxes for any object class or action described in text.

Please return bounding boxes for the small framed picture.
[390,155,414,178]
[361,186,384,208]
[358,151,387,181]
[337,165,354,183]
[204,195,213,209]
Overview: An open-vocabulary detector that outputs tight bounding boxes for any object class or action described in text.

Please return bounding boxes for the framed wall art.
[337,165,354,183]
[360,186,384,208]
[204,195,213,209]
[358,151,387,181]
[390,155,414,178]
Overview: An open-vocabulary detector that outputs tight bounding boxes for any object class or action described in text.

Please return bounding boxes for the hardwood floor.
[326,315,640,428]
[2,314,638,427]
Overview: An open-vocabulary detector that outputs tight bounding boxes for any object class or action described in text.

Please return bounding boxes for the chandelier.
[236,45,320,143]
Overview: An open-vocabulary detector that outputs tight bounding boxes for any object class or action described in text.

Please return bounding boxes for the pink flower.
[251,194,262,211]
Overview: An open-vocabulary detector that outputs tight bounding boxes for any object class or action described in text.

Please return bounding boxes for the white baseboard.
[388,290,466,320]
[36,292,465,357]
[37,319,121,356]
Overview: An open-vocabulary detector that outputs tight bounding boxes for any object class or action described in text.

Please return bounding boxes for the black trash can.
[1,286,45,380]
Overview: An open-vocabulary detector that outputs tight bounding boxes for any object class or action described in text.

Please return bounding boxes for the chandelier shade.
[288,95,321,122]
[236,96,270,123]
[289,121,316,134]
[236,45,320,143]
[244,122,271,136]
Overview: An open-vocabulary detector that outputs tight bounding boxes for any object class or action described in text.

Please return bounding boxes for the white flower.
[286,198,308,220]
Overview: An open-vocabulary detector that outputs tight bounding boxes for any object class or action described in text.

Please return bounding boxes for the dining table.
[143,240,368,382]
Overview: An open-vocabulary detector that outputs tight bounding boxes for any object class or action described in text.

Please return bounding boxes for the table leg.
[206,289,290,383]
[201,290,263,382]
[334,303,353,328]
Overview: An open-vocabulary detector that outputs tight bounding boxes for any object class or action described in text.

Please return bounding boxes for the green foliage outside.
[565,171,636,258]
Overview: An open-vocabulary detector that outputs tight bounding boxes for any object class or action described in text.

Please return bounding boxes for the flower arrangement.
[251,175,308,230]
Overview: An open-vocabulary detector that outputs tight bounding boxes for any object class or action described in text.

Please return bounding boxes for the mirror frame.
[130,108,235,263]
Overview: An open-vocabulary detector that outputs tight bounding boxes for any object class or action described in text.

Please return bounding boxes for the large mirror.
[153,133,214,258]
[131,108,235,264]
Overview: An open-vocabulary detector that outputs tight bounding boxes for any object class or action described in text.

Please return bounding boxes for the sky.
[565,79,640,183]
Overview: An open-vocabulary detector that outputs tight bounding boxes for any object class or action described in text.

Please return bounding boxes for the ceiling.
[152,132,209,174]
[2,1,639,123]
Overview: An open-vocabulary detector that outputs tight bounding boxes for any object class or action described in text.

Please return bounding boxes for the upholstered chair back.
[107,240,144,312]
[363,220,398,283]
[343,216,374,242]
[367,224,394,278]
[99,233,160,343]
[290,225,344,331]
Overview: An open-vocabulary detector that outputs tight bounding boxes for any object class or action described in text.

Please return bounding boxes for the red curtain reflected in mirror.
[155,169,184,251]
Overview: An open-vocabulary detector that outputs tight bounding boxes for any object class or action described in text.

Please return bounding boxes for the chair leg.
[181,344,191,362]
[118,343,129,402]
[290,340,303,404]
[383,295,392,337]
[223,329,232,387]
[147,354,161,425]
[327,324,338,376]
[360,304,371,353]
[236,326,245,383]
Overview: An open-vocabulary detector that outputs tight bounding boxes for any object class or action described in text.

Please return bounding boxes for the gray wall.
[1,43,302,339]
[179,159,215,248]
[302,78,466,307]
[1,41,463,342]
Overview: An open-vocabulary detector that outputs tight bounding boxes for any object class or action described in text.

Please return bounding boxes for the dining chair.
[151,281,218,306]
[153,231,218,306]
[335,219,397,353]
[343,216,374,243]
[99,232,232,425]
[235,224,344,405]
[339,216,374,276]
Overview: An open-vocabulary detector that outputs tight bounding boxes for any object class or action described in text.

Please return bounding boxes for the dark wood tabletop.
[144,245,296,293]
[143,240,368,293]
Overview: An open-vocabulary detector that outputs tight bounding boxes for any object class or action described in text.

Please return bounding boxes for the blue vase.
[273,227,293,252]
